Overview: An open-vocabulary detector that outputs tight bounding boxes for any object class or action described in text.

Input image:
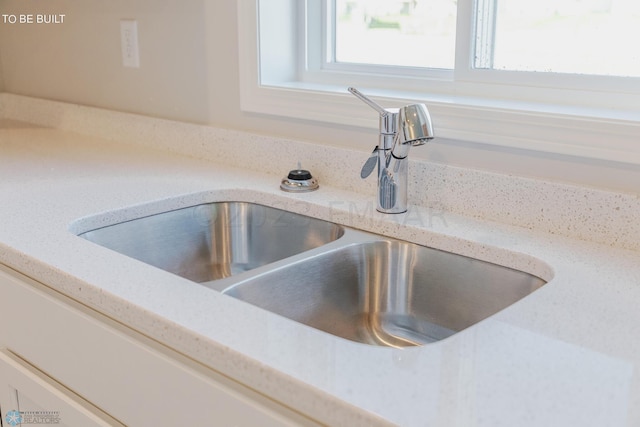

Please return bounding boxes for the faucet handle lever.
[348,87,388,117]
[349,87,397,135]
[360,145,379,179]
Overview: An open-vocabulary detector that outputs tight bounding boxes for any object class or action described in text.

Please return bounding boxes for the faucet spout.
[390,103,434,159]
[398,103,435,146]
[349,87,435,214]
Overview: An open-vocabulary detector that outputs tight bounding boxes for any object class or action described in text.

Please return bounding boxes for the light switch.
[120,20,140,68]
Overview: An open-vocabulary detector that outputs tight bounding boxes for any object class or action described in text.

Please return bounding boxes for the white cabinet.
[0,350,121,426]
[0,265,319,427]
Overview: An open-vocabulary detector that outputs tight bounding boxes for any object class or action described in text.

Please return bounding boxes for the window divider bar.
[323,0,336,66]
[473,0,497,69]
[304,0,323,73]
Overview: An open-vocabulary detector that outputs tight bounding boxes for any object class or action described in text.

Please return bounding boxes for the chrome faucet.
[349,87,435,214]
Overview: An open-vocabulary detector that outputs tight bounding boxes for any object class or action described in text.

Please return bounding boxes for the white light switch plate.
[120,20,140,68]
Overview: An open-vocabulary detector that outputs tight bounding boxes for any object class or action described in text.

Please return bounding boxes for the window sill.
[239,81,640,165]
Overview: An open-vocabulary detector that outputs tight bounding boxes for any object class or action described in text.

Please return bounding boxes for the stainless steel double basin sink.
[79,202,547,347]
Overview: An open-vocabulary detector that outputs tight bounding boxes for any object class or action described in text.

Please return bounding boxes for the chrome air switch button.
[287,169,313,181]
[280,168,319,192]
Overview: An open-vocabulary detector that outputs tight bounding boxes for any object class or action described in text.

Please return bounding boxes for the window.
[334,0,457,69]
[478,0,640,77]
[237,0,640,164]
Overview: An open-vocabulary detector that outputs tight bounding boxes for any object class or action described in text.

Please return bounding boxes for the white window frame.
[237,0,640,165]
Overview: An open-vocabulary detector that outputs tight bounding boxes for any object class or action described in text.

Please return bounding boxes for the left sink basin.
[78,202,344,282]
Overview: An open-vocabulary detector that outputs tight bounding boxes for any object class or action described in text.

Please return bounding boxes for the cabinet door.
[0,350,124,426]
[0,265,320,427]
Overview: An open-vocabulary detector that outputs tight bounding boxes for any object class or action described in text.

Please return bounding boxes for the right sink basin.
[222,238,547,347]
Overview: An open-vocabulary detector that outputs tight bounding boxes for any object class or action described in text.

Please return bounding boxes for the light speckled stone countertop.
[1,105,640,426]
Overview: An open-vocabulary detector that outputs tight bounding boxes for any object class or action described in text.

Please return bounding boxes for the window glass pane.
[486,0,640,77]
[334,0,457,69]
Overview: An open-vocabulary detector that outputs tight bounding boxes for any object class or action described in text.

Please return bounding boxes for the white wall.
[0,0,638,194]
[0,43,4,92]
[0,56,4,92]
[0,0,210,122]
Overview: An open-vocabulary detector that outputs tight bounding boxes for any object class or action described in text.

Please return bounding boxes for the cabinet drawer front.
[0,266,317,427]
[0,350,123,427]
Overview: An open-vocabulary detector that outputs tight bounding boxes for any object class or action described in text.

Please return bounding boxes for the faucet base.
[376,208,407,214]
